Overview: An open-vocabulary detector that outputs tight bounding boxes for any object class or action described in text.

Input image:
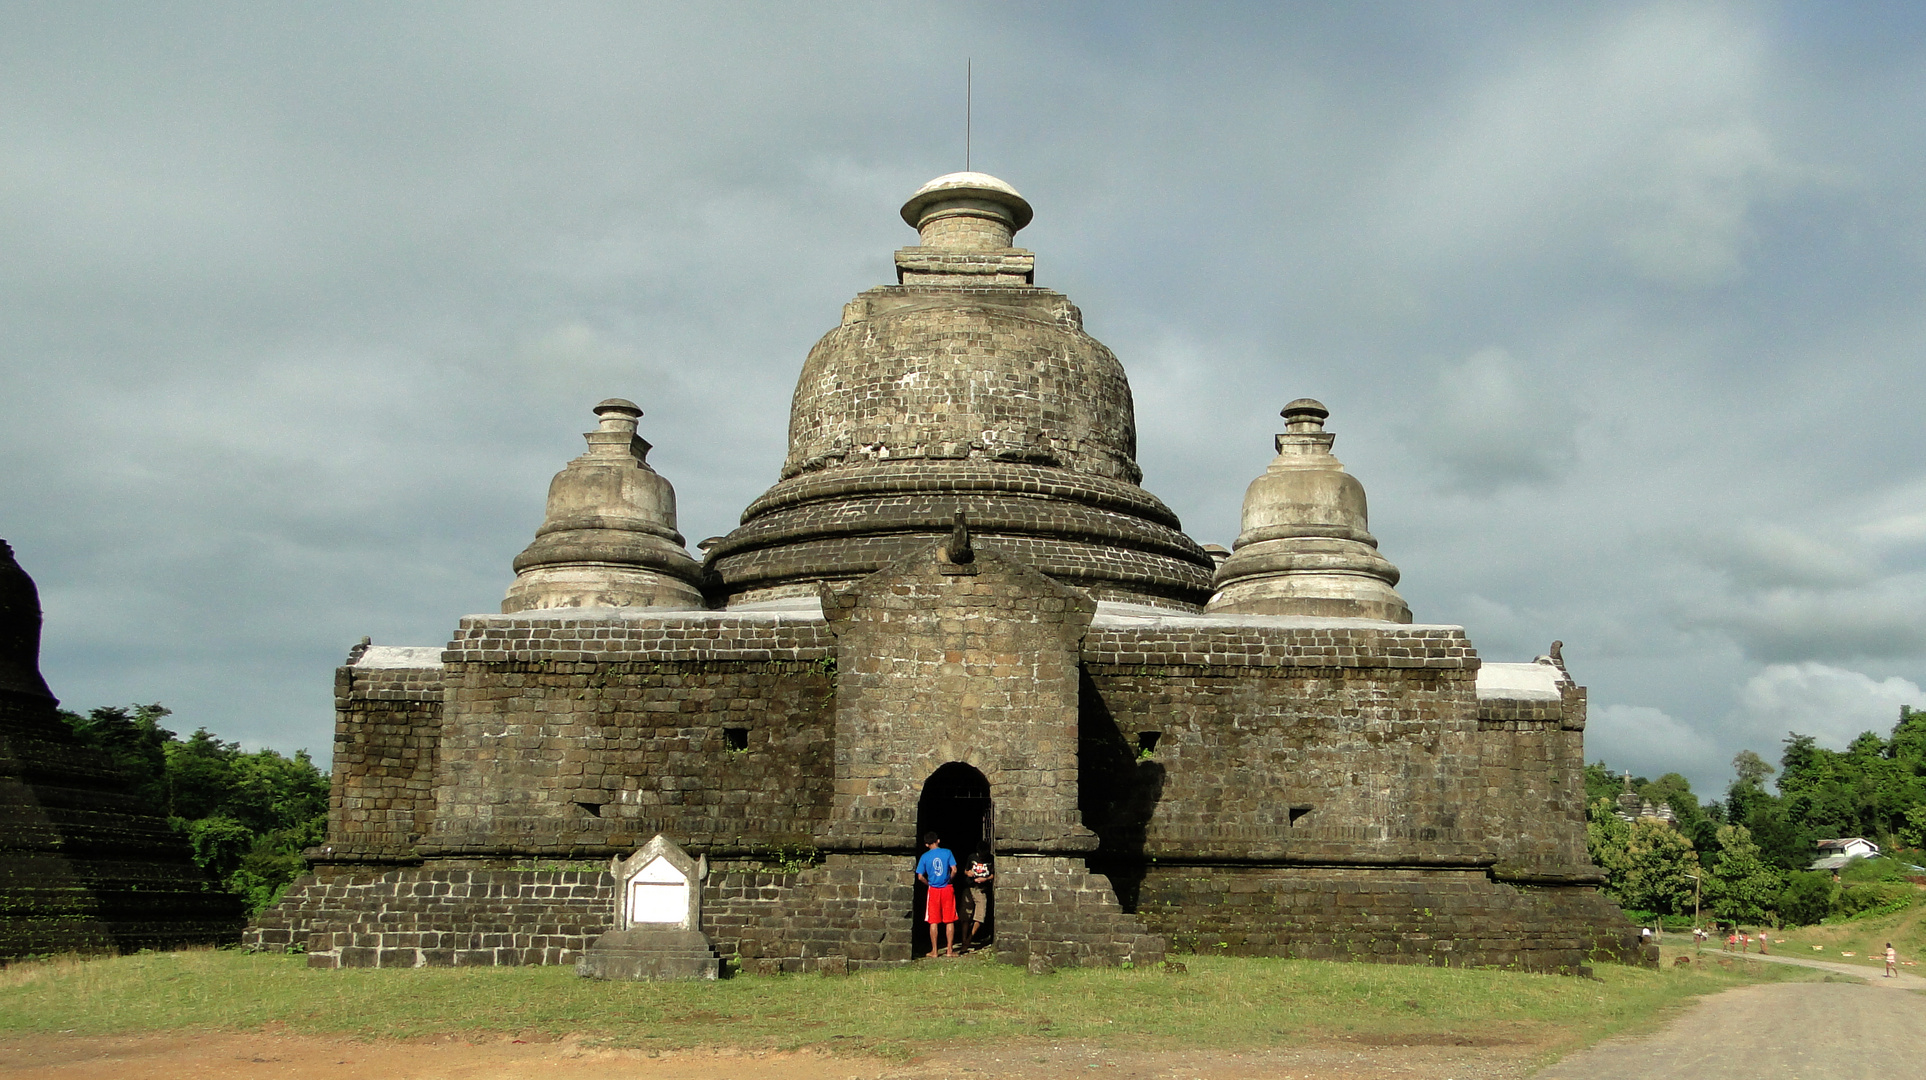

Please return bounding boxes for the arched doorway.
[912,762,993,957]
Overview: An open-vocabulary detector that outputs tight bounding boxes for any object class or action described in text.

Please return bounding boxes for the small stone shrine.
[247,172,1641,974]
[0,541,245,958]
[578,834,720,980]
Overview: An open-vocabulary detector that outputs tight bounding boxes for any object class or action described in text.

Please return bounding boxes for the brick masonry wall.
[324,664,442,859]
[429,610,835,858]
[1079,622,1487,864]
[261,600,1626,974]
[1476,680,1594,877]
[993,855,1165,971]
[251,852,1177,973]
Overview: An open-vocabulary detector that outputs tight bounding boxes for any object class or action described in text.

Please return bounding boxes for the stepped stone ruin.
[247,172,1640,974]
[0,541,245,959]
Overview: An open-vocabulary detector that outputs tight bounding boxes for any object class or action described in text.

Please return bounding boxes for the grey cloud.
[1405,348,1583,493]
[1684,580,1926,663]
[4,3,1925,780]
[1692,523,1875,590]
[1733,662,1926,748]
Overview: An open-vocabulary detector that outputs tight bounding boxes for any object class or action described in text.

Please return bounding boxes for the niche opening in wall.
[1288,805,1314,826]
[1136,731,1161,756]
[723,727,750,752]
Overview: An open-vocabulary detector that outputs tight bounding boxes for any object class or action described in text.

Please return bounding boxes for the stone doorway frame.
[913,761,994,956]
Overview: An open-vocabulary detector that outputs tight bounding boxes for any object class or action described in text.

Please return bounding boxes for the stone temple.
[247,172,1638,973]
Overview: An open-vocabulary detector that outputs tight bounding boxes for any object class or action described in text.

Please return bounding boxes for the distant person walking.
[1758,931,1769,955]
[1886,943,1898,977]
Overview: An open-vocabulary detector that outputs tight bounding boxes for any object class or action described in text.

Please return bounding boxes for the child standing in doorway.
[916,832,959,958]
[962,850,995,949]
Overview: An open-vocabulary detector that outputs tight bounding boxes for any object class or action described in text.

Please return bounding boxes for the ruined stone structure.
[248,172,1637,974]
[0,541,245,958]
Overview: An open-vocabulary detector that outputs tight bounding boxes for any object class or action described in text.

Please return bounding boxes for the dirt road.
[1536,954,1925,1080]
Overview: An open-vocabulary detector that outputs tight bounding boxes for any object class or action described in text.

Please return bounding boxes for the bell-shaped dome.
[502,399,703,612]
[1207,399,1411,622]
[704,174,1214,609]
[0,540,54,700]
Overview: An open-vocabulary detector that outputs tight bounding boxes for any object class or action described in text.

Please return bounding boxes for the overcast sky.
[4,2,1924,798]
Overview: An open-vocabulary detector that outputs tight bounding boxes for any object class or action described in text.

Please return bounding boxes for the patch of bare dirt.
[0,1030,1554,1080]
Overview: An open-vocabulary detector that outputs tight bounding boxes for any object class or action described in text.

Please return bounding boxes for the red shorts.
[925,884,957,923]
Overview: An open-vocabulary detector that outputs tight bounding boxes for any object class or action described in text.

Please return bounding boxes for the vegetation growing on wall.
[57,703,327,915]
[1588,705,1926,928]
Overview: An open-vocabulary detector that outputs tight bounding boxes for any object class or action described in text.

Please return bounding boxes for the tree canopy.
[1587,705,1926,927]
[58,703,327,914]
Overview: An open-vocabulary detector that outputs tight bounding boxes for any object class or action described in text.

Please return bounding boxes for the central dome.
[704,174,1214,608]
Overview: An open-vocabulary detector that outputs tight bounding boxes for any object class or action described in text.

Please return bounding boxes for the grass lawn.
[0,946,1818,1061]
[1751,899,1926,975]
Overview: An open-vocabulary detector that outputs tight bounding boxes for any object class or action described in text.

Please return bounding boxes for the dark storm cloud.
[3,2,1925,801]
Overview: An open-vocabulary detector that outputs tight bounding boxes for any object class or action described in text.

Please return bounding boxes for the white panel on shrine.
[629,855,689,926]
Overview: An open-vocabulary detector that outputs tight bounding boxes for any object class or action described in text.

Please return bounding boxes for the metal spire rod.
[966,59,972,172]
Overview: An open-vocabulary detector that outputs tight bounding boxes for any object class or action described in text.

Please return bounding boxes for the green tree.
[1587,796,1631,883]
[1704,824,1783,924]
[57,702,328,916]
[1589,797,1698,915]
[167,728,241,820]
[1898,804,1926,850]
[57,703,174,807]
[1617,820,1699,916]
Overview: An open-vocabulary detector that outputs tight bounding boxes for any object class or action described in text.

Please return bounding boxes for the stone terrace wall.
[322,663,441,860]
[1133,864,1637,972]
[250,856,918,972]
[249,866,612,968]
[1079,619,1486,864]
[428,611,835,858]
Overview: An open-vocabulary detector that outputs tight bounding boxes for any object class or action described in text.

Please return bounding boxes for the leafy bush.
[1838,856,1911,885]
[1833,881,1916,919]
[1777,871,1834,927]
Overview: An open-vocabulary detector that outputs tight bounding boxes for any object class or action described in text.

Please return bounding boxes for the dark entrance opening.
[912,762,993,957]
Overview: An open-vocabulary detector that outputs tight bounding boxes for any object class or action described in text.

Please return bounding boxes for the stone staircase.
[992,855,1166,970]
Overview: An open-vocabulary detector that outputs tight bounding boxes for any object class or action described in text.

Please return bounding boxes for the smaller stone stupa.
[502,399,703,612]
[1208,399,1411,622]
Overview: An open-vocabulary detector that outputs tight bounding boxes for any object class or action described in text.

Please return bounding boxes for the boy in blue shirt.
[915,832,959,957]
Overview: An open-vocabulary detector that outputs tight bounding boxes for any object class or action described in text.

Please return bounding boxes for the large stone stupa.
[704,172,1216,609]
